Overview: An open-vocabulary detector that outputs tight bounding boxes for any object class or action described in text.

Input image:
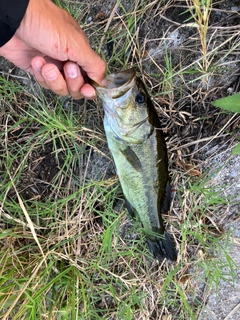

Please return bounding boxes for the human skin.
[0,0,106,99]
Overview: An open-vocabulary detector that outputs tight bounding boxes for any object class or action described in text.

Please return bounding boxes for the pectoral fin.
[121,146,142,172]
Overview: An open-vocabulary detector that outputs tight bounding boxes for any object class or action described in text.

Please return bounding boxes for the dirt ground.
[0,0,239,318]
[199,149,240,320]
[85,2,240,317]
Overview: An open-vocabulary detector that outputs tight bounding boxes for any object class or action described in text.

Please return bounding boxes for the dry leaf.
[176,160,202,177]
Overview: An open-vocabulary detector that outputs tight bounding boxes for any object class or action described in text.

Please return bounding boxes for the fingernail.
[33,60,43,72]
[44,68,58,81]
[65,64,78,79]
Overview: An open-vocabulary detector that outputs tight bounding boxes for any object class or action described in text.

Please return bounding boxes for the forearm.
[0,0,29,47]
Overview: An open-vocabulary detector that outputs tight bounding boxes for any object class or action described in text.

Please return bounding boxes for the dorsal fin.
[161,181,172,213]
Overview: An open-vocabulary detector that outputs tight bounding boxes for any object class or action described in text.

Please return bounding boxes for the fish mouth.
[106,69,135,89]
[90,69,136,99]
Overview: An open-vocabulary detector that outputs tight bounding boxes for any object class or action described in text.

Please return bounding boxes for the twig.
[223,302,240,320]
[98,2,119,53]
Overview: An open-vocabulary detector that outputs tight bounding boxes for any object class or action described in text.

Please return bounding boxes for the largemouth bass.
[92,69,177,261]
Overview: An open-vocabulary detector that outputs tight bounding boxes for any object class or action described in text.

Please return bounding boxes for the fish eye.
[135,92,146,104]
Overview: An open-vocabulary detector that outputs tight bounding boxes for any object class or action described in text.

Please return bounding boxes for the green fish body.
[92,69,177,261]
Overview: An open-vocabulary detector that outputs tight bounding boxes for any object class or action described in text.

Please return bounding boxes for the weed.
[0,0,239,319]
[212,93,240,154]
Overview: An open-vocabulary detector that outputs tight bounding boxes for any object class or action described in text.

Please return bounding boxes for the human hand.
[0,0,106,99]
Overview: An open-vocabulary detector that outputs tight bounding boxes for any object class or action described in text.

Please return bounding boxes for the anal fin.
[125,198,137,218]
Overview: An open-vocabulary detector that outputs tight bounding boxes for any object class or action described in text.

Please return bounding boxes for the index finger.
[78,48,106,85]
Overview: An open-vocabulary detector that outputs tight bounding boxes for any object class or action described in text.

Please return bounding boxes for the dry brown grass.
[0,0,239,319]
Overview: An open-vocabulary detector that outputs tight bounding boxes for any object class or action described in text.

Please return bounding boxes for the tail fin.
[146,231,177,261]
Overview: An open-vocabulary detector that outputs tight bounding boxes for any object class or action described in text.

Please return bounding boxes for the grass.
[1,0,240,319]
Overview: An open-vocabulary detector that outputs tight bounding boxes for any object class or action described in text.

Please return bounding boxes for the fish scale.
[91,69,177,262]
